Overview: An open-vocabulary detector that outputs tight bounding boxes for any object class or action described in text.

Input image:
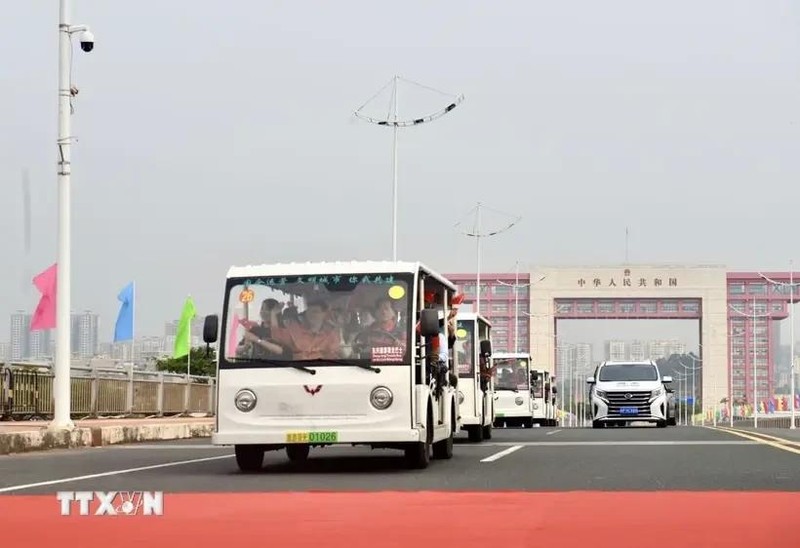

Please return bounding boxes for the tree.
[155,346,217,379]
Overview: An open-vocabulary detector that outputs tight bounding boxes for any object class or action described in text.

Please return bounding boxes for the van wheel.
[482,423,493,440]
[235,445,264,472]
[405,415,432,469]
[656,420,667,428]
[468,425,483,442]
[592,421,603,429]
[286,444,310,462]
[432,430,453,460]
[667,417,676,426]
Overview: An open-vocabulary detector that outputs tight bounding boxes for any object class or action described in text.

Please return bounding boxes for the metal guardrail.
[0,363,216,420]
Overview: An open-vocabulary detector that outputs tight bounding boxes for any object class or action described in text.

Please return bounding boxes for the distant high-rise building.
[10,311,30,360]
[28,329,53,359]
[605,340,627,361]
[165,317,205,351]
[72,311,99,359]
[629,340,646,361]
[575,343,594,373]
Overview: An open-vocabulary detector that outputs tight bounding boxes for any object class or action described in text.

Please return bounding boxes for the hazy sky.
[3,1,800,341]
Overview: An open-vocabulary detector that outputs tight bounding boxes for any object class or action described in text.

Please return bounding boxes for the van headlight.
[515,396,524,406]
[651,386,664,399]
[458,391,465,404]
[594,390,607,400]
[234,389,257,412]
[370,386,393,410]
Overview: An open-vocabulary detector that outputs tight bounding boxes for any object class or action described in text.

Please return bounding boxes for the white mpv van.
[587,360,672,428]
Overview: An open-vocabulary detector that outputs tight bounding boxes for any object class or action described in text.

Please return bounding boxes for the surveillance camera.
[79,30,95,53]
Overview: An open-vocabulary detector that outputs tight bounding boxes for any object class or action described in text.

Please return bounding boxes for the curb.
[0,422,214,455]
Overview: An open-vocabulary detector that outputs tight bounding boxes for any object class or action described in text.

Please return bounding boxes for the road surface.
[1,424,799,494]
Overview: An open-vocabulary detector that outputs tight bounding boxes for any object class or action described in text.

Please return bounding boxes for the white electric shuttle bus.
[491,352,536,428]
[530,368,558,426]
[202,261,461,471]
[453,312,494,442]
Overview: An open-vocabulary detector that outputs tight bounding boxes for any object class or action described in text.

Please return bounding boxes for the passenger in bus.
[478,351,495,389]
[349,297,406,356]
[271,299,343,360]
[238,298,286,358]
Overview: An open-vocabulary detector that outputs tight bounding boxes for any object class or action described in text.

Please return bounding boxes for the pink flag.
[227,313,241,356]
[30,263,57,331]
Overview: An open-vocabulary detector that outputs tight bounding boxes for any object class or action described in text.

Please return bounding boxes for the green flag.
[173,296,196,358]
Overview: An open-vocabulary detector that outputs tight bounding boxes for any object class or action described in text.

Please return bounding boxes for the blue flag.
[113,282,135,342]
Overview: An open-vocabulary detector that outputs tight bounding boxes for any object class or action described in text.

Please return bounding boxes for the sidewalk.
[0,416,215,455]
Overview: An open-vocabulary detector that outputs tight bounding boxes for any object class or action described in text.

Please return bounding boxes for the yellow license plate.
[285,431,339,443]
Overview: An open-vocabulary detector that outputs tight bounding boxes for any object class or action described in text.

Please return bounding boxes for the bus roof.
[454,311,492,326]
[225,261,457,291]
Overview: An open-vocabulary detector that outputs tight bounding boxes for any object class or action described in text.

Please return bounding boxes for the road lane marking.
[713,426,800,448]
[0,455,235,494]
[480,445,523,462]
[104,444,226,449]
[546,429,562,436]
[479,440,754,447]
[706,426,800,456]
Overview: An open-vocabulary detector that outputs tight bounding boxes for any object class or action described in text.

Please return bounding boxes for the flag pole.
[130,281,135,367]
[187,294,192,378]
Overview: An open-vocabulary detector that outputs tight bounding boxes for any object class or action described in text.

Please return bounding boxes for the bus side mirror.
[586,376,596,384]
[419,309,440,337]
[480,339,492,357]
[203,314,219,344]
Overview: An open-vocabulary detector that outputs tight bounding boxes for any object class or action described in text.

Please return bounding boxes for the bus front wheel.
[235,445,264,473]
[286,444,310,462]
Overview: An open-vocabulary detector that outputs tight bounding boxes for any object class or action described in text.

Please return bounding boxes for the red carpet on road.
[1,491,798,547]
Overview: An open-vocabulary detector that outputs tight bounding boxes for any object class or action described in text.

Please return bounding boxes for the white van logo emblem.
[304,385,322,396]
[624,393,632,400]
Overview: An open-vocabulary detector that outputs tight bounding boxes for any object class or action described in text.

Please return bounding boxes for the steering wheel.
[352,329,404,353]
[248,336,285,356]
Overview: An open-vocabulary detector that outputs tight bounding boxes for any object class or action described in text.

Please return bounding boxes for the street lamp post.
[758,265,799,429]
[496,263,546,353]
[53,0,95,430]
[454,203,521,315]
[677,358,701,425]
[729,299,770,429]
[354,76,464,261]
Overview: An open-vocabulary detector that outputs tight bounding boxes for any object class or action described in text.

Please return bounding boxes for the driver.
[239,298,286,358]
[350,297,405,355]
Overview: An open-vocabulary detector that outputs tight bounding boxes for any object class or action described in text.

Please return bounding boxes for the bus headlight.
[458,391,465,404]
[370,386,393,410]
[234,389,257,412]
[515,396,524,406]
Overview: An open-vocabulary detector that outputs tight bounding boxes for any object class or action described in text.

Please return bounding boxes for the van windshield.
[598,363,658,382]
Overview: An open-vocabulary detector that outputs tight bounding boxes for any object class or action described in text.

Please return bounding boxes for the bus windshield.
[220,273,414,367]
[454,320,475,378]
[493,357,529,391]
